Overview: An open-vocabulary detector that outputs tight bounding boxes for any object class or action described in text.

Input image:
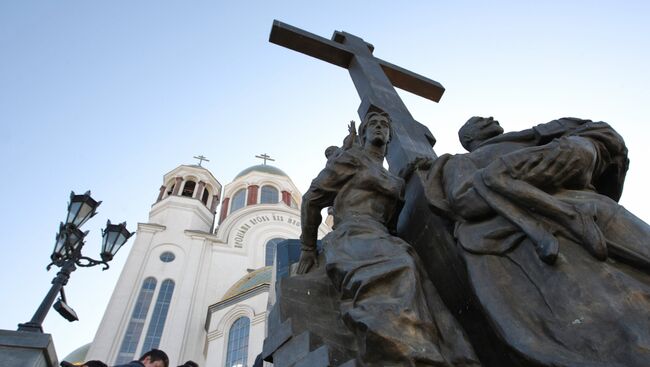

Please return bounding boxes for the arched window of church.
[166,184,175,197]
[141,279,175,352]
[114,277,157,365]
[224,316,250,367]
[230,189,246,213]
[182,180,196,197]
[201,187,210,205]
[260,185,278,204]
[265,238,284,266]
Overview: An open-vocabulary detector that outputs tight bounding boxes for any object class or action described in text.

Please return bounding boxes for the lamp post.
[17,191,134,333]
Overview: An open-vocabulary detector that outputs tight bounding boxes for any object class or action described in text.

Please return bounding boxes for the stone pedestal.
[0,329,59,367]
[263,263,358,367]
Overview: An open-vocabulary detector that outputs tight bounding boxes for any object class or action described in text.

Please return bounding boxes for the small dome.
[234,165,288,179]
[61,343,91,365]
[222,266,273,301]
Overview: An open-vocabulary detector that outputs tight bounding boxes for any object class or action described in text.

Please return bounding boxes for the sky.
[1,0,649,361]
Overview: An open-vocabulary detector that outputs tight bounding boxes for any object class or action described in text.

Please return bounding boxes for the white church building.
[73,162,330,366]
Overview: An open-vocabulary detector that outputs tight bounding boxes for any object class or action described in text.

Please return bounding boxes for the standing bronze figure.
[298,111,479,367]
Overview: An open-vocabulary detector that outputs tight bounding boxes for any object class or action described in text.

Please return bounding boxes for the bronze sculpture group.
[266,20,649,367]
[294,111,650,367]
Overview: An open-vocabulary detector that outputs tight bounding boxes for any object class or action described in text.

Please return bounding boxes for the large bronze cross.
[268,21,463,338]
[269,20,444,173]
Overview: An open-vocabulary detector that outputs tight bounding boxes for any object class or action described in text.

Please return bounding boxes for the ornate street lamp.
[18,191,133,333]
[101,220,132,262]
[65,191,101,228]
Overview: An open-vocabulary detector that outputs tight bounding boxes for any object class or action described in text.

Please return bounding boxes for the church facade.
[82,162,330,366]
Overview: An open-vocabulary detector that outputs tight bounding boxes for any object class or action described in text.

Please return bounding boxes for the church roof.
[222,266,273,301]
[61,342,90,365]
[234,164,288,179]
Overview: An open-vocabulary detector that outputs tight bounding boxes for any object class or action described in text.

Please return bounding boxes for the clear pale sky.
[1,0,648,361]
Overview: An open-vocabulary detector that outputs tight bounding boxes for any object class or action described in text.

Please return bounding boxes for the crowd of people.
[61,348,198,367]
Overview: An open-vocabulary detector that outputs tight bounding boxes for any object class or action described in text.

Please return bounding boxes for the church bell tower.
[86,163,222,365]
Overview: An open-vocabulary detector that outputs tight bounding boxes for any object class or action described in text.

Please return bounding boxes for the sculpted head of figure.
[359,111,392,150]
[325,145,338,159]
[458,116,504,151]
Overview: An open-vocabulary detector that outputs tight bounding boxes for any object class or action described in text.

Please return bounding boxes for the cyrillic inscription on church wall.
[233,212,300,247]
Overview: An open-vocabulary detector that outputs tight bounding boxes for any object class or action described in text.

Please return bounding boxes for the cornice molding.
[206,283,270,329]
[137,222,166,233]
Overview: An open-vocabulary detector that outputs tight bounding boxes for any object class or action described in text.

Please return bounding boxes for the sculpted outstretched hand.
[296,250,318,274]
[348,120,356,135]
[399,156,434,179]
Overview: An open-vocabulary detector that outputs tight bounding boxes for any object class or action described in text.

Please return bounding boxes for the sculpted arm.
[479,118,589,148]
[300,183,329,252]
[532,117,590,143]
[297,152,358,274]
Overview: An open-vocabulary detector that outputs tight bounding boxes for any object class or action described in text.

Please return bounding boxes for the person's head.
[458,116,504,151]
[359,111,391,149]
[177,361,198,367]
[139,349,169,367]
[82,361,107,367]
